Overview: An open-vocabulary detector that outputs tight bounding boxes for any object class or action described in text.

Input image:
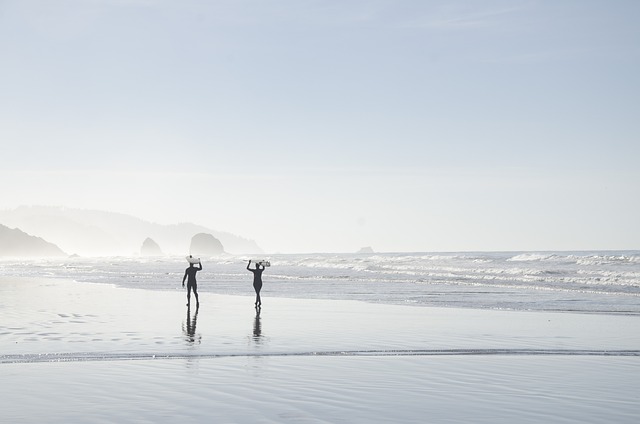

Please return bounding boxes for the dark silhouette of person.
[182,260,202,307]
[247,260,265,307]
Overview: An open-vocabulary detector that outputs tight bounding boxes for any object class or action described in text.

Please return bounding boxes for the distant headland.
[0,206,262,257]
[0,224,66,257]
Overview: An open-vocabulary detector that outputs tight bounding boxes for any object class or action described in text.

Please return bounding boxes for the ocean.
[3,250,639,315]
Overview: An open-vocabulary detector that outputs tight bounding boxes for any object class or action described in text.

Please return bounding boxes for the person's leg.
[255,283,262,306]
[187,283,192,305]
[193,283,199,306]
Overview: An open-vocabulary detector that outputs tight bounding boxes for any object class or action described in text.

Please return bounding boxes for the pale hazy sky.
[1,0,639,253]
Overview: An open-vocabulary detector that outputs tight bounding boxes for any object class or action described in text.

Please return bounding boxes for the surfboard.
[252,260,271,267]
[186,255,201,265]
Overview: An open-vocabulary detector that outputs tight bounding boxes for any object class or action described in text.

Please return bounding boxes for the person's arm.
[182,269,187,287]
[198,262,202,271]
[246,260,252,270]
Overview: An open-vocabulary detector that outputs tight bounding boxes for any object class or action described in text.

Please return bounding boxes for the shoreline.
[0,251,640,315]
[2,276,640,369]
[5,273,639,317]
[1,251,639,315]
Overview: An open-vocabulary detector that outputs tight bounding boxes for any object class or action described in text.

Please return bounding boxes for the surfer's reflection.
[182,304,201,344]
[252,307,262,341]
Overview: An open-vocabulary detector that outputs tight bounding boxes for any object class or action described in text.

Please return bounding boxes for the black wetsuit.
[183,263,202,305]
[249,266,264,306]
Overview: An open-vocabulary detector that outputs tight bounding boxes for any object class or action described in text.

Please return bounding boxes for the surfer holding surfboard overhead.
[247,260,267,308]
[182,256,202,307]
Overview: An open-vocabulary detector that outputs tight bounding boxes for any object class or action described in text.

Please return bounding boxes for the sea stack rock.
[140,237,163,256]
[0,224,66,257]
[357,246,375,254]
[190,233,224,256]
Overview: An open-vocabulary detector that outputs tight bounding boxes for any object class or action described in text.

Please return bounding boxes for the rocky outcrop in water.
[140,237,163,256]
[190,233,224,256]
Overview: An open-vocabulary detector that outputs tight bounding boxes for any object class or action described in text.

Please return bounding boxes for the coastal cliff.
[0,224,66,257]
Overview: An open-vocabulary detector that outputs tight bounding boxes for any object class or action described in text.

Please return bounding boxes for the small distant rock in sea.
[140,237,163,256]
[190,233,224,256]
[357,246,375,254]
[0,224,66,257]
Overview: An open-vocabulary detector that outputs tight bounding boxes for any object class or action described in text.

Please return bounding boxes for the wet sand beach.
[1,277,639,423]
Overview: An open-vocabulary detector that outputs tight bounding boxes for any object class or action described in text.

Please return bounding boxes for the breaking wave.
[1,250,639,314]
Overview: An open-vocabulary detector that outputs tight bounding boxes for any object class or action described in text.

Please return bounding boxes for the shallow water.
[2,278,639,362]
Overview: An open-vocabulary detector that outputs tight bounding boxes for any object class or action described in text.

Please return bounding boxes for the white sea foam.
[1,251,639,314]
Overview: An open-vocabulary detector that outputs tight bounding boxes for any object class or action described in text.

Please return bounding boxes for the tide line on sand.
[3,348,640,364]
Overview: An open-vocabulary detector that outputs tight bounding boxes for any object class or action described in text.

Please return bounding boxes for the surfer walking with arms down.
[183,257,202,307]
[247,260,265,308]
